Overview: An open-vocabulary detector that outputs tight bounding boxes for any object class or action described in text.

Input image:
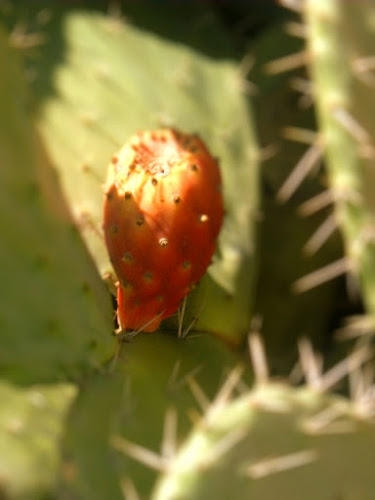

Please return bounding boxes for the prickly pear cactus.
[303,0,375,326]
[0,17,115,498]
[2,1,375,499]
[60,333,248,499]
[0,381,76,499]
[250,19,343,373]
[0,22,115,384]
[27,4,259,344]
[153,380,375,500]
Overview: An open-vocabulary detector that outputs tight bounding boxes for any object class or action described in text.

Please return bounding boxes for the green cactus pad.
[153,382,375,500]
[60,332,249,499]
[0,22,115,383]
[25,3,259,344]
[250,19,344,372]
[0,380,76,499]
[59,369,124,500]
[304,0,375,325]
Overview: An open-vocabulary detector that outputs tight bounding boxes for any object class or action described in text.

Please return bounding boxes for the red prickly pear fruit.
[103,129,223,333]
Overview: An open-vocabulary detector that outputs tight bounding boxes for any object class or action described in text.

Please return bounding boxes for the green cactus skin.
[303,0,375,326]
[59,333,249,499]
[59,369,125,500]
[21,3,259,344]
[0,381,76,499]
[153,382,375,500]
[0,22,115,384]
[250,19,344,373]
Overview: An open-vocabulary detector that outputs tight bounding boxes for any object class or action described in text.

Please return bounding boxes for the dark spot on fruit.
[109,224,119,234]
[124,191,132,199]
[134,299,140,307]
[172,194,181,203]
[129,163,136,170]
[182,260,191,270]
[156,295,164,302]
[81,282,90,293]
[190,164,198,172]
[143,271,153,282]
[136,214,145,226]
[121,279,131,289]
[159,237,168,247]
[111,155,119,164]
[106,191,114,200]
[151,178,158,185]
[122,251,133,262]
[190,147,199,153]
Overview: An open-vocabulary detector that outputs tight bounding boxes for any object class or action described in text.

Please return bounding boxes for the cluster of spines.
[110,333,375,499]
[263,0,375,335]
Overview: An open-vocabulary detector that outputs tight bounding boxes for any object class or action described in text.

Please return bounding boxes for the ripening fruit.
[103,129,223,332]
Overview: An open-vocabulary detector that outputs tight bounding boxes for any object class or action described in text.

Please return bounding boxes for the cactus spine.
[304,0,375,323]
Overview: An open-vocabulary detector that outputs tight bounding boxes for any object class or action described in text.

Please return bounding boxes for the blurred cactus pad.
[1,0,375,498]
